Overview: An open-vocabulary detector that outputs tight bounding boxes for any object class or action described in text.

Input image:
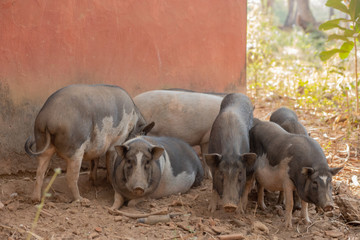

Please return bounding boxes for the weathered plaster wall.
[0,0,247,174]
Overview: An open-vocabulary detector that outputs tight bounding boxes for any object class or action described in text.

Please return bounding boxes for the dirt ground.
[1,98,360,240]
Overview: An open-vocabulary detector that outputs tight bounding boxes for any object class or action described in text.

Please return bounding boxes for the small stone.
[10,193,18,198]
[252,221,269,234]
[68,209,76,214]
[325,230,344,238]
[88,232,99,239]
[7,201,19,211]
[264,218,272,224]
[94,227,102,233]
[0,201,4,210]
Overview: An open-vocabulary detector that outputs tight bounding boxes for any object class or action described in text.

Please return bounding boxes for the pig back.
[134,90,223,146]
[34,84,146,158]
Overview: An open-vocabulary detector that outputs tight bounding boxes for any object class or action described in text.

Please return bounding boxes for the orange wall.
[0,0,246,104]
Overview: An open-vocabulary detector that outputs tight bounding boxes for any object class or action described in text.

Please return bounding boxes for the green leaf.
[326,0,349,14]
[319,18,348,30]
[339,41,354,59]
[344,29,357,37]
[328,34,350,41]
[319,22,347,31]
[320,49,343,61]
[349,0,360,21]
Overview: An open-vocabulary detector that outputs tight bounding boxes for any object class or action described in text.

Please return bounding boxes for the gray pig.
[270,107,308,135]
[270,107,308,210]
[25,84,154,202]
[205,93,257,213]
[133,90,223,177]
[110,136,204,209]
[250,119,342,228]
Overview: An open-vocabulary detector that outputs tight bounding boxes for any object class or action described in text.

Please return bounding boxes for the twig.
[306,220,326,233]
[27,168,61,240]
[39,208,54,217]
[346,221,360,226]
[0,223,43,240]
[192,194,199,200]
[26,231,43,240]
[108,208,168,218]
[218,233,245,240]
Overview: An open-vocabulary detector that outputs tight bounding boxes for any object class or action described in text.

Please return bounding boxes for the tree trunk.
[261,0,275,14]
[296,0,317,30]
[284,0,296,27]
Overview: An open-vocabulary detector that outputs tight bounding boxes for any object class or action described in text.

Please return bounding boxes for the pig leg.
[241,175,255,213]
[301,200,311,224]
[128,197,146,208]
[293,191,302,211]
[278,191,301,212]
[111,192,125,210]
[257,183,267,210]
[283,180,294,228]
[89,158,99,185]
[208,190,219,213]
[32,147,56,202]
[106,150,115,184]
[66,156,83,201]
[277,191,284,205]
[200,142,212,179]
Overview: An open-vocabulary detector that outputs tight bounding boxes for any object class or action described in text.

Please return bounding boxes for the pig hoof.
[285,221,292,229]
[208,204,217,213]
[127,198,145,208]
[258,203,267,210]
[303,217,311,224]
[235,206,244,214]
[72,197,90,207]
[108,207,118,214]
[30,196,41,203]
[224,204,237,213]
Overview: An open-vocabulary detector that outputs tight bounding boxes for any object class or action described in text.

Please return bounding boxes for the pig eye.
[145,160,150,165]
[126,159,132,168]
[312,181,318,188]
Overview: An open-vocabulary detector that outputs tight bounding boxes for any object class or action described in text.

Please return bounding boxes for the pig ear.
[301,167,315,176]
[141,122,155,135]
[241,153,257,168]
[114,145,130,159]
[150,146,164,160]
[329,166,343,176]
[205,153,222,171]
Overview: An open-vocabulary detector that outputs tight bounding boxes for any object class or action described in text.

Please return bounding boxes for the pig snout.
[132,187,145,196]
[323,203,334,212]
[223,203,238,213]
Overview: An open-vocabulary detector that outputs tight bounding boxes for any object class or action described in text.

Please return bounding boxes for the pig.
[250,118,342,228]
[25,84,154,202]
[204,93,257,213]
[133,90,224,177]
[110,135,204,209]
[270,107,308,210]
[270,107,308,135]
